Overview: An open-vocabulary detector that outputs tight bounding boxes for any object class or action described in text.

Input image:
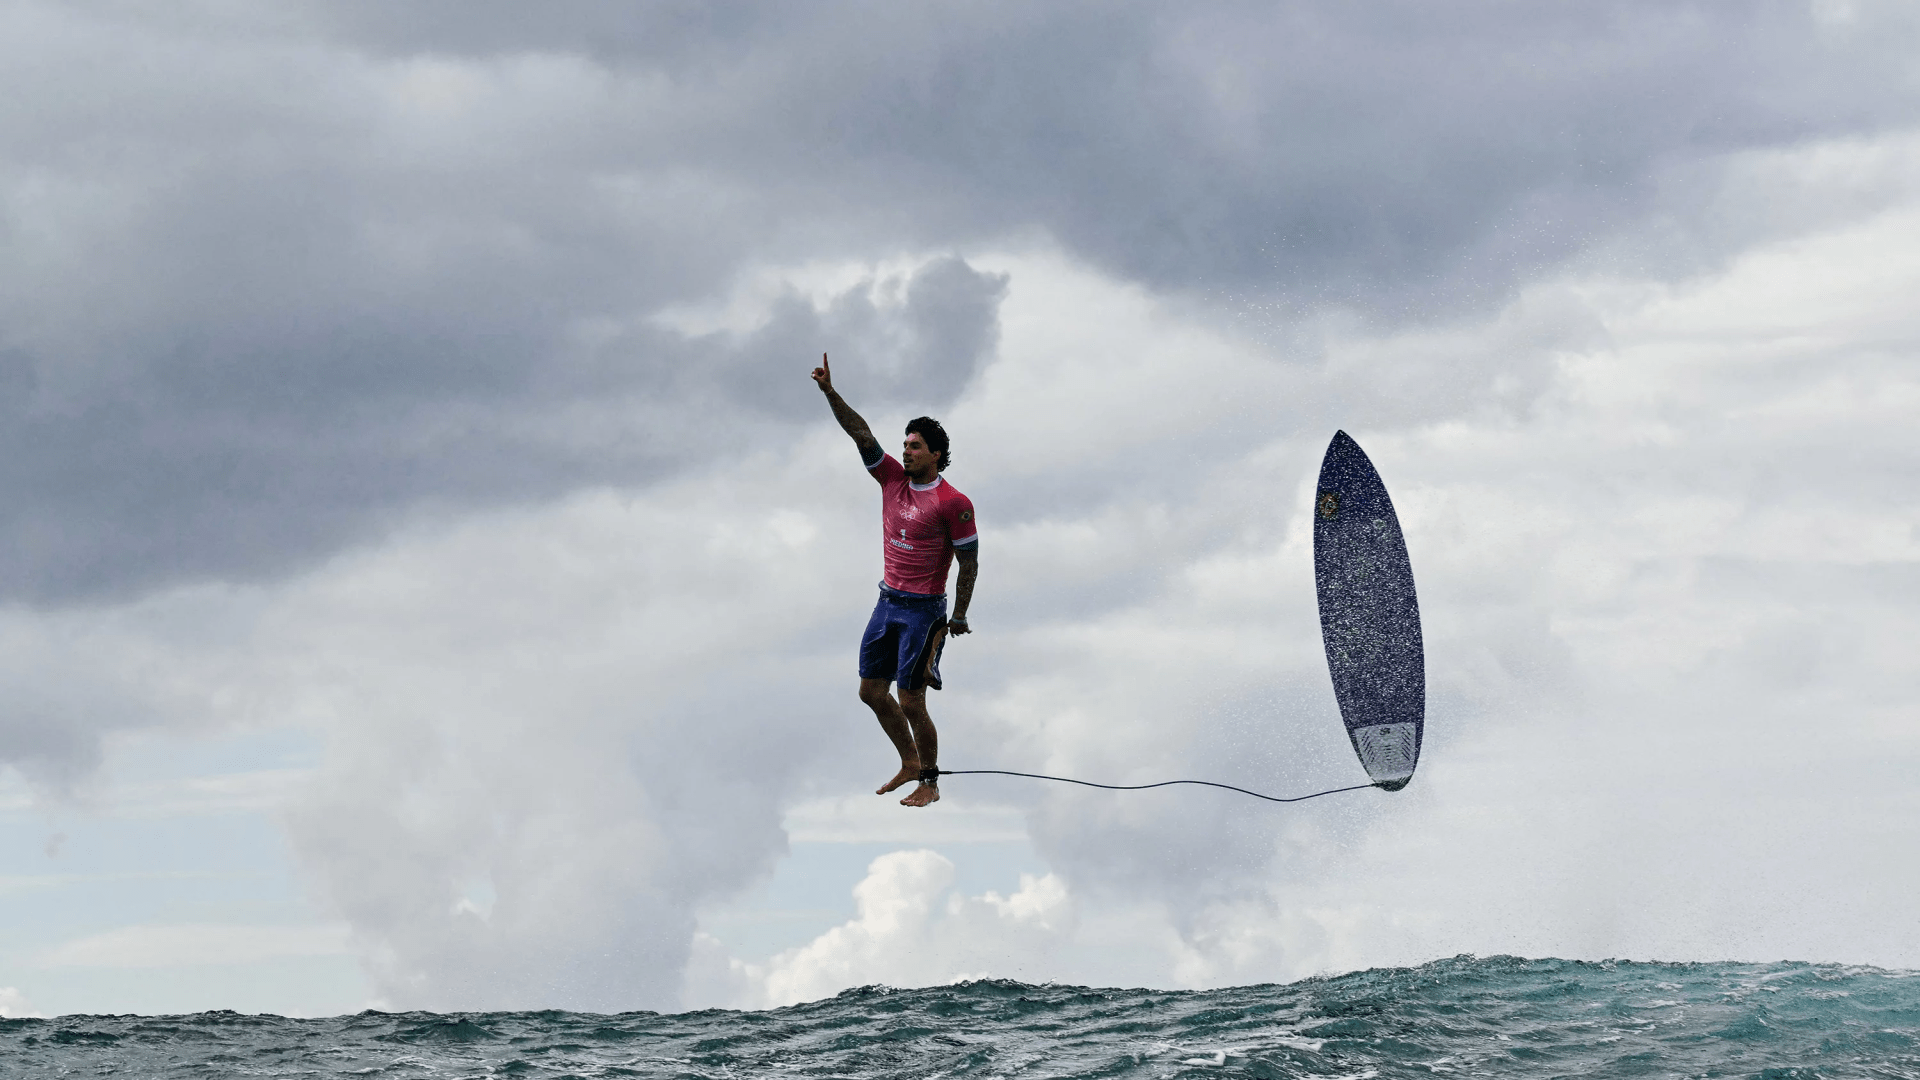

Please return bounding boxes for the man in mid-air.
[812,353,977,808]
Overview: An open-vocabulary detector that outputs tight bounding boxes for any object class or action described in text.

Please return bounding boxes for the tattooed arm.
[810,353,880,459]
[948,546,977,634]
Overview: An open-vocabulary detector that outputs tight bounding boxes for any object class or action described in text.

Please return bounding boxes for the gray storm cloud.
[6,1,1914,606]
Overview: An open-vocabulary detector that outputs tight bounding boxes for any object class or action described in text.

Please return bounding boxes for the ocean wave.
[3,956,1917,1077]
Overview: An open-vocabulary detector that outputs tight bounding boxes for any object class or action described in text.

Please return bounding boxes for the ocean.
[3,956,1916,1077]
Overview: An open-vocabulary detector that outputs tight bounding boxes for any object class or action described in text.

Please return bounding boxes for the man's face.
[901,432,940,475]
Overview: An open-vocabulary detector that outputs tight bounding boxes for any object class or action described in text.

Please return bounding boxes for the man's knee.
[858,679,893,707]
[897,686,928,717]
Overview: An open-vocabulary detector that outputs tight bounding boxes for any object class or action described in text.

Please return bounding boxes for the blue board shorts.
[859,583,948,691]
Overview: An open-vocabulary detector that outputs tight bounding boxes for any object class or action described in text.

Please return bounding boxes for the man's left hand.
[947,617,970,636]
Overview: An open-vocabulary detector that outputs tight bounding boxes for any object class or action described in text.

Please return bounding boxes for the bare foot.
[900,781,940,808]
[877,764,920,795]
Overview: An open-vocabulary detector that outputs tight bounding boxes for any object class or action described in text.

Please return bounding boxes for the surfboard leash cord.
[926,768,1381,804]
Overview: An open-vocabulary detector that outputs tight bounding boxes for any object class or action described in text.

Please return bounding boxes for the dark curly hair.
[905,416,951,472]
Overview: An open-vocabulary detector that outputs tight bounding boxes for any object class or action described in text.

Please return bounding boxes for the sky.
[2,0,1918,1018]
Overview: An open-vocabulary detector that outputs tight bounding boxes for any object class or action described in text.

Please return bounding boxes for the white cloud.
[41,924,351,969]
[260,480,857,1011]
[694,849,1074,1009]
[0,986,43,1018]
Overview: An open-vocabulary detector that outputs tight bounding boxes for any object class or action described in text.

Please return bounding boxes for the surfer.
[812,353,978,808]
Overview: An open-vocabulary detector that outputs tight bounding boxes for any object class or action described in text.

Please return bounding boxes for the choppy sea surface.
[4,956,1918,1078]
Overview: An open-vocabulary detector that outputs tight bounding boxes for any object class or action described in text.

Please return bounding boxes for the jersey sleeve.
[868,451,903,485]
[947,491,978,548]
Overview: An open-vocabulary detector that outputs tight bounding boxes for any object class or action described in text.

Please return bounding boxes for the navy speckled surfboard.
[1313,431,1424,791]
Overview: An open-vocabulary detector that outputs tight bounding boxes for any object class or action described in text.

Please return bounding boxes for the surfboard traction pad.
[1313,431,1425,791]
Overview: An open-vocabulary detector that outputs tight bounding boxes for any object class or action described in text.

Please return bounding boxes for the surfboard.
[1313,431,1424,791]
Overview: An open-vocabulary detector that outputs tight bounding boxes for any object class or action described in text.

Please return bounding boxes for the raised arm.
[810,353,880,457]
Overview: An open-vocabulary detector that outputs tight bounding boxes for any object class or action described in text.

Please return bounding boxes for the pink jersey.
[867,452,977,596]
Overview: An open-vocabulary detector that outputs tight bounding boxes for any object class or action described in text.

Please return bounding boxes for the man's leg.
[860,677,922,794]
[896,685,940,807]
